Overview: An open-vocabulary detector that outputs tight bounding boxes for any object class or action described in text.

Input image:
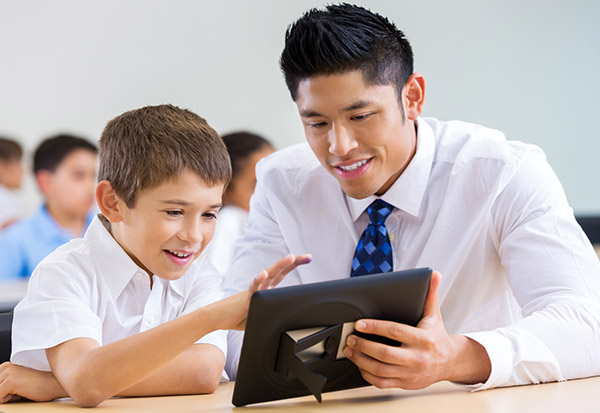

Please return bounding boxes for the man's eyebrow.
[299,100,373,118]
[341,100,372,112]
[300,109,323,118]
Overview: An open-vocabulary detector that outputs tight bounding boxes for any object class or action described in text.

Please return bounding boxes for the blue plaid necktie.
[351,199,394,277]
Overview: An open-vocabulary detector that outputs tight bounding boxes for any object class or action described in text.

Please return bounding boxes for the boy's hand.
[249,253,312,294]
[212,253,312,331]
[0,361,66,403]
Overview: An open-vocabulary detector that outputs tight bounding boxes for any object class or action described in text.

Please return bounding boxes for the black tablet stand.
[274,324,344,403]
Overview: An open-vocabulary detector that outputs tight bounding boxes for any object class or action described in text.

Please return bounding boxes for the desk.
[0,280,27,312]
[1,377,599,412]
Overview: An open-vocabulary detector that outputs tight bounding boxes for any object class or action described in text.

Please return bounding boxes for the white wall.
[1,0,599,214]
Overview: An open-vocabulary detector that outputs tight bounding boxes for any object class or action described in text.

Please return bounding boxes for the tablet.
[232,267,432,406]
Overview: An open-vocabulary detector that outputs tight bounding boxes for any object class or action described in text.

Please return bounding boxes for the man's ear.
[35,170,52,197]
[96,180,124,223]
[403,73,426,121]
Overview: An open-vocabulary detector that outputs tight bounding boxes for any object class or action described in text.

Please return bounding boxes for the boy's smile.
[103,169,224,283]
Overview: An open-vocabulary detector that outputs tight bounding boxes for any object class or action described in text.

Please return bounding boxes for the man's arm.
[345,150,600,389]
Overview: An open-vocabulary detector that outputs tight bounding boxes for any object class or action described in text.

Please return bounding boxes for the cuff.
[462,330,514,390]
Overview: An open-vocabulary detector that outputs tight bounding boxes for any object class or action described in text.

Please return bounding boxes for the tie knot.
[367,199,394,226]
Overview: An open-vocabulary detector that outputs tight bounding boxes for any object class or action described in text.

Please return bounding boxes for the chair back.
[0,312,13,363]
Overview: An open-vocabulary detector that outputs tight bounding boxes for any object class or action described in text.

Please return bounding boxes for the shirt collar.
[84,215,149,299]
[346,117,435,221]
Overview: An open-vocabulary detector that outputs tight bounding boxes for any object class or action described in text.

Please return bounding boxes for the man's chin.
[339,183,378,200]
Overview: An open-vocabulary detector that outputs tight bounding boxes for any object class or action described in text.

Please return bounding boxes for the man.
[224,3,600,390]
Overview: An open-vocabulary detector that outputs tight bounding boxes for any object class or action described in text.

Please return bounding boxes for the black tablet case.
[232,267,432,406]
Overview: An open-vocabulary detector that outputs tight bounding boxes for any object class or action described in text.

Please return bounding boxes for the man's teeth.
[338,159,368,171]
[169,250,191,258]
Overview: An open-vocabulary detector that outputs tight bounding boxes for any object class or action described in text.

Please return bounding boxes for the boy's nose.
[180,220,203,245]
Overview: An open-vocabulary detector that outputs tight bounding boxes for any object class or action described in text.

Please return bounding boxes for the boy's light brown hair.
[98,104,231,208]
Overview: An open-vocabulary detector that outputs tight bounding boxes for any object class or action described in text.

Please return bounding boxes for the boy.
[0,105,310,407]
[0,137,24,230]
[0,134,97,279]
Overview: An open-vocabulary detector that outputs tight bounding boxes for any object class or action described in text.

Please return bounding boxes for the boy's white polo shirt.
[11,215,227,373]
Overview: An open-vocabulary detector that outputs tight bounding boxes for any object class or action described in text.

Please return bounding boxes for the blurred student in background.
[207,132,275,275]
[0,134,97,280]
[0,137,24,230]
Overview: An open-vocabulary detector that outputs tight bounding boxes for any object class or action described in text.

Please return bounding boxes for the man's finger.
[343,343,404,378]
[354,319,419,345]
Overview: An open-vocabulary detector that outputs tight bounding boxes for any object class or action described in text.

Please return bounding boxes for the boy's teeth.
[339,159,368,171]
[169,250,190,258]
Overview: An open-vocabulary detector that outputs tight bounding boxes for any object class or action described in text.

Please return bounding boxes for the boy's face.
[111,169,224,280]
[295,70,418,199]
[41,149,97,216]
[0,158,24,189]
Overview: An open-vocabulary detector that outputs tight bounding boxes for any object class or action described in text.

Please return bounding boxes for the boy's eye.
[166,210,183,217]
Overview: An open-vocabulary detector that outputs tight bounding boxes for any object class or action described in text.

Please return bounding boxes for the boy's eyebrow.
[160,199,223,209]
[300,100,373,117]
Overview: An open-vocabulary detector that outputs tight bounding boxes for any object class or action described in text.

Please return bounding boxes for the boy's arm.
[44,254,309,408]
[117,344,224,397]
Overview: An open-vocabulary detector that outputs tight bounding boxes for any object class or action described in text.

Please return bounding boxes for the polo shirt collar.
[346,117,435,221]
[32,206,97,240]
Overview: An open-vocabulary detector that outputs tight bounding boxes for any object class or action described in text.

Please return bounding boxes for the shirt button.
[148,314,156,325]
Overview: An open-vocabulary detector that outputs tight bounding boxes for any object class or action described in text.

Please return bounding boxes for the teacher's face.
[295,70,424,199]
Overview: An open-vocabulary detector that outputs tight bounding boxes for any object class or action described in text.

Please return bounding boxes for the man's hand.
[210,253,312,331]
[343,271,491,389]
[0,361,66,403]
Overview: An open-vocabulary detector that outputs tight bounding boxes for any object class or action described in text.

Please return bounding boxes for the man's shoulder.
[257,142,331,186]
[425,117,541,168]
[259,143,319,171]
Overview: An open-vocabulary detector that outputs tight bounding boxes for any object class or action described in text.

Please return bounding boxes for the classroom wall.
[1,0,599,215]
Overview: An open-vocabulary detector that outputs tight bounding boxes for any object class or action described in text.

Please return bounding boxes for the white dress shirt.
[11,215,227,373]
[206,205,249,276]
[224,117,600,389]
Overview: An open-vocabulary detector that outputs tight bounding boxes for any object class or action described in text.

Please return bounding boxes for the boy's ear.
[35,170,52,197]
[96,180,124,223]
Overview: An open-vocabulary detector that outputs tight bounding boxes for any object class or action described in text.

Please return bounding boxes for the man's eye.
[352,113,372,121]
[203,213,217,220]
[309,121,327,129]
[166,210,183,217]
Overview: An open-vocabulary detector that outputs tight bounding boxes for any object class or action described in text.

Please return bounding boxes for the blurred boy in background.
[0,137,24,230]
[0,134,97,280]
